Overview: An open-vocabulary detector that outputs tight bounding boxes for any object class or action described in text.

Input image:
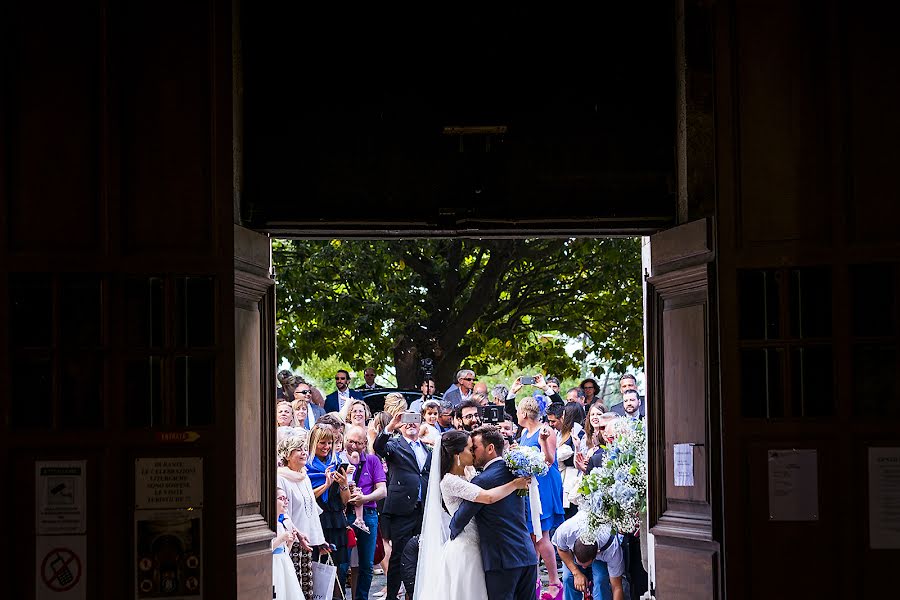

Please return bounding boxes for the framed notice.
[135,458,203,509]
[36,460,87,535]
[768,449,818,521]
[869,447,900,549]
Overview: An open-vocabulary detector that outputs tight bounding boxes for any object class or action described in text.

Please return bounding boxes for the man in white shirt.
[355,367,383,391]
[442,369,476,409]
[552,511,625,600]
[324,369,363,413]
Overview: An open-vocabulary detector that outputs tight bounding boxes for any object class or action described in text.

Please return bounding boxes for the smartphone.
[401,411,422,424]
[337,463,349,474]
[520,376,536,385]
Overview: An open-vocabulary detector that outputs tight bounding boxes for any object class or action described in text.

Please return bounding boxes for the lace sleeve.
[443,474,482,503]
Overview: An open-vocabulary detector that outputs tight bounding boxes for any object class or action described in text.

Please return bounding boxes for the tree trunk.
[393,337,420,388]
[392,335,469,391]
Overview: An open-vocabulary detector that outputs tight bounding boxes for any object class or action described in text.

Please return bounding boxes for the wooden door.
[645,218,721,599]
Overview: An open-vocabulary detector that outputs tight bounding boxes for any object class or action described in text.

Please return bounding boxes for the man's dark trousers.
[485,564,539,600]
[384,506,423,600]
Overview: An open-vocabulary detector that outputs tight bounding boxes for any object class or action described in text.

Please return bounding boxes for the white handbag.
[310,553,343,600]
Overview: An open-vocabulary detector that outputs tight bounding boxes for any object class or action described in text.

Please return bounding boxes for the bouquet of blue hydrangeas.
[503,445,549,496]
[576,418,647,540]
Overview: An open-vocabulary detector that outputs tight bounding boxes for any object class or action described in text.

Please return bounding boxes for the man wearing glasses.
[442,368,477,409]
[325,369,364,413]
[456,398,482,432]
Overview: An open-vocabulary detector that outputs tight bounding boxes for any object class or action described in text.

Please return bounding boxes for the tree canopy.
[273,238,643,388]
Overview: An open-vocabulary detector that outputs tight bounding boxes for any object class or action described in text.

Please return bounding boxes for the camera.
[520,375,536,386]
[481,405,503,424]
[419,358,434,380]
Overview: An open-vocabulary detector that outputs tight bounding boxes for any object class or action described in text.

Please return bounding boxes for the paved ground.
[347,562,559,599]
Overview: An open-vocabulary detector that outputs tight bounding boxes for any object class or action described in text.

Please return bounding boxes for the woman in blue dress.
[517,396,565,600]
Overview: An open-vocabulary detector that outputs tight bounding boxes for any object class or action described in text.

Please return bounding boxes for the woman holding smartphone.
[306,424,352,589]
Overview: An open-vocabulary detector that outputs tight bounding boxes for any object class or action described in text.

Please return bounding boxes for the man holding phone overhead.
[373,410,432,600]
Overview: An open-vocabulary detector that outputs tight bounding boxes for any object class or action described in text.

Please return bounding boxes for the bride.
[414,429,530,600]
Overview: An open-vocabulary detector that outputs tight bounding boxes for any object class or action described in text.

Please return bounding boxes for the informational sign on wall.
[135,458,203,509]
[768,449,818,521]
[134,509,202,600]
[868,447,900,549]
[36,461,87,535]
[36,535,86,600]
[673,443,695,487]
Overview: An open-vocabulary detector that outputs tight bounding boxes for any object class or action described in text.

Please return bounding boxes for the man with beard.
[449,425,538,600]
[610,389,643,419]
[325,369,364,413]
[456,398,482,432]
[611,375,645,417]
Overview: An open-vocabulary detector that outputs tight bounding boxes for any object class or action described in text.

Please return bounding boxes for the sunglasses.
[461,377,477,381]
[294,389,311,395]
[462,414,480,421]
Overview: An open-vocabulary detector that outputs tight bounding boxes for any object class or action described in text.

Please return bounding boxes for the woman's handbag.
[310,553,343,600]
[346,525,357,549]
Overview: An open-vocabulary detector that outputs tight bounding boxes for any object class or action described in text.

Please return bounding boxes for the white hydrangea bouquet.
[503,445,549,496]
[576,418,648,540]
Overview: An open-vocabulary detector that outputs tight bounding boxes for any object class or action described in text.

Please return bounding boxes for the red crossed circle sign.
[40,548,82,592]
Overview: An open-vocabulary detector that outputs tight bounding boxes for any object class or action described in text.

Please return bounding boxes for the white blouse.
[277,473,326,546]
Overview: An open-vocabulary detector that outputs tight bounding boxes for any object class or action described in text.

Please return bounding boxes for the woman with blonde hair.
[517,396,565,600]
[382,392,408,417]
[306,425,351,589]
[277,431,327,598]
[292,397,313,430]
[340,398,371,429]
[276,400,295,428]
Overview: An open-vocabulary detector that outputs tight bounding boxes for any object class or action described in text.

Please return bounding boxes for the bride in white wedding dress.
[414,429,530,600]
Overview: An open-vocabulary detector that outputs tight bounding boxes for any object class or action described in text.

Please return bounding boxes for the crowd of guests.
[270,367,647,600]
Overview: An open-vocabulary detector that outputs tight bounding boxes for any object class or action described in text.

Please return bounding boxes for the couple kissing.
[414,426,538,600]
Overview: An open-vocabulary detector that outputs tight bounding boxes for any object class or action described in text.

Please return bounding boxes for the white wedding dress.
[433,474,488,600]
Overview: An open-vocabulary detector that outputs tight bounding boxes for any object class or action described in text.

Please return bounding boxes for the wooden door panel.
[654,540,718,600]
[648,218,721,598]
[662,302,709,509]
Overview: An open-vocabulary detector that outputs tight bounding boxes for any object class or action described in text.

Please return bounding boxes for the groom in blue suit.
[449,425,538,600]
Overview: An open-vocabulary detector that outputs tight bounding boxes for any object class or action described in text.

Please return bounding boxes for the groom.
[449,425,538,600]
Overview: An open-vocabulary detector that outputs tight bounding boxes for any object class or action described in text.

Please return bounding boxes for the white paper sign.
[135,458,203,509]
[36,461,87,535]
[768,449,818,521]
[36,535,86,600]
[673,444,695,487]
[869,447,900,549]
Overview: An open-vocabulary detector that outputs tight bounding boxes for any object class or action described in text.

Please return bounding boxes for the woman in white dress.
[414,429,530,600]
[277,432,328,599]
[273,487,306,600]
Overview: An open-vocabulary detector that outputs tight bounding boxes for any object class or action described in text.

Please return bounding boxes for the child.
[345,451,370,533]
[273,487,305,600]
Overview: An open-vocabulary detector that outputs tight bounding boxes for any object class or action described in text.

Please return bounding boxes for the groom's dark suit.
[449,458,538,600]
[374,430,431,600]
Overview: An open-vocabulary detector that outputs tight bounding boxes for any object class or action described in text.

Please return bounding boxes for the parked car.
[358,388,443,416]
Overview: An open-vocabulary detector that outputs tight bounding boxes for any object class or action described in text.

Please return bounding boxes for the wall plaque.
[768,449,818,521]
[868,447,900,549]
[135,458,203,510]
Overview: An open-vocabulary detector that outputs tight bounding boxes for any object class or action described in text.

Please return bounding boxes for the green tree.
[274,238,642,388]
